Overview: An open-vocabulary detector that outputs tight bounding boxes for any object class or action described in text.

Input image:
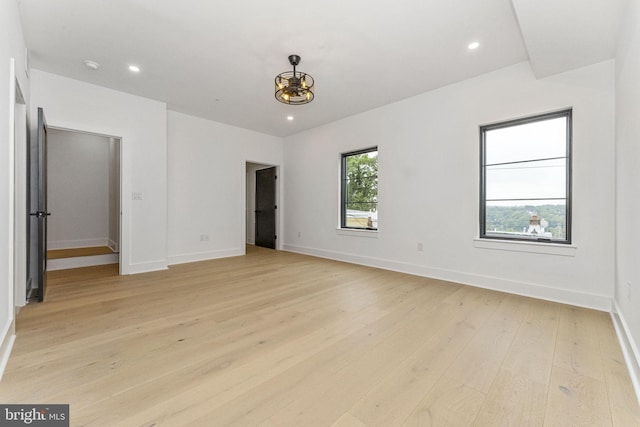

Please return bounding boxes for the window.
[341,147,378,230]
[480,109,572,244]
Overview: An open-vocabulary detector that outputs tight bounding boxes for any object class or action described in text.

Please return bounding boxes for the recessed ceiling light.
[83,60,100,70]
[287,116,294,121]
[128,65,140,73]
[468,42,480,50]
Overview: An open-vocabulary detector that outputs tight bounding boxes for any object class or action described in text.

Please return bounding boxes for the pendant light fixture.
[275,54,314,105]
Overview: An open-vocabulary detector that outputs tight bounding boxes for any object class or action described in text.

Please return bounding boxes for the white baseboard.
[0,321,16,382]
[611,300,640,407]
[48,254,119,271]
[283,244,611,312]
[168,248,244,266]
[127,260,169,274]
[48,238,109,250]
[107,239,119,253]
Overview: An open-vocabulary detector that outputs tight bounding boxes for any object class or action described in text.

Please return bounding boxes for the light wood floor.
[47,246,115,260]
[2,246,639,426]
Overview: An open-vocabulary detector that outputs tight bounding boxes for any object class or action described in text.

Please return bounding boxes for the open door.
[28,107,50,302]
[255,167,276,249]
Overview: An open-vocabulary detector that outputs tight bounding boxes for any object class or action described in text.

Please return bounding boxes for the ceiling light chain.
[275,54,315,105]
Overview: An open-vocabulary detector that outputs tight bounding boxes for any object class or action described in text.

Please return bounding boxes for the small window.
[480,109,572,244]
[341,147,378,230]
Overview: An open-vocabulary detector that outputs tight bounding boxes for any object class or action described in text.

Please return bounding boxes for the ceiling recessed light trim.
[275,55,314,105]
[128,65,141,73]
[83,60,100,70]
[468,42,480,50]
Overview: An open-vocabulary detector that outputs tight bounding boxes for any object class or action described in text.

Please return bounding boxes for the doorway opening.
[245,162,279,250]
[44,129,121,273]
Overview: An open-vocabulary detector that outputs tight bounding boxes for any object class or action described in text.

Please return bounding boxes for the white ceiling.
[513,0,627,78]
[17,0,626,137]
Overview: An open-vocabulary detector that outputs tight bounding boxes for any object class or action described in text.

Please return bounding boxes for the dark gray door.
[255,167,276,249]
[28,107,49,302]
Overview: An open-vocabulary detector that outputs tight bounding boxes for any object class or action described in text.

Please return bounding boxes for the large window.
[341,147,378,230]
[480,109,572,244]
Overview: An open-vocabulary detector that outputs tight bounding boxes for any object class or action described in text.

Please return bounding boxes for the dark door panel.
[28,107,49,302]
[255,167,276,249]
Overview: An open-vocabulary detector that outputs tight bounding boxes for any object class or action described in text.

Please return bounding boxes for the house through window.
[480,109,572,244]
[341,147,378,230]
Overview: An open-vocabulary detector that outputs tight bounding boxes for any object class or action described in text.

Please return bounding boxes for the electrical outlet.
[628,281,632,301]
[132,192,143,200]
[200,234,210,242]
[417,242,423,252]
[298,231,301,238]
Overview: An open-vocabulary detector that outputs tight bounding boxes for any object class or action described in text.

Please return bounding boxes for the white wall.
[167,111,283,264]
[47,130,110,249]
[30,70,168,274]
[284,60,616,311]
[615,0,640,398]
[0,0,30,378]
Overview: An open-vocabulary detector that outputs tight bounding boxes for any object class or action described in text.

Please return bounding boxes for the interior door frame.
[45,125,125,275]
[6,59,18,327]
[242,159,282,254]
[12,62,27,309]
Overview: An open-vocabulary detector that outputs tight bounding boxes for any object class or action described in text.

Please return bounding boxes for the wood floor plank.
[47,246,115,259]
[330,413,368,427]
[543,365,612,427]
[472,368,547,427]
[401,375,486,427]
[553,306,605,381]
[444,293,529,394]
[0,246,637,426]
[501,298,561,385]
[345,287,502,427]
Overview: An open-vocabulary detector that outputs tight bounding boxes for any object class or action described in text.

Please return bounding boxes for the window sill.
[336,228,379,238]
[474,238,576,257]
